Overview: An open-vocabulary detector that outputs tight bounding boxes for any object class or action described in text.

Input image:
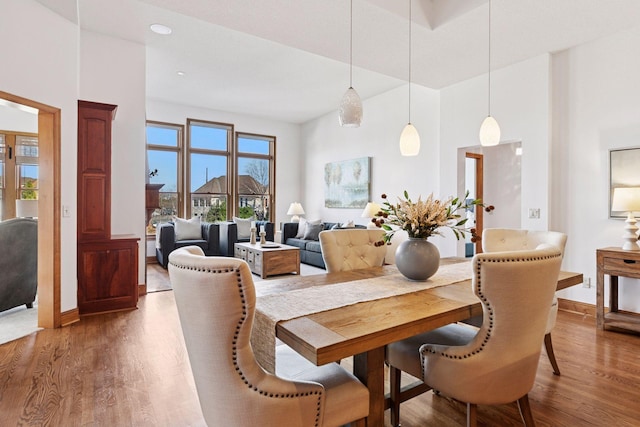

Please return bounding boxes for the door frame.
[466,152,484,255]
[1,90,61,328]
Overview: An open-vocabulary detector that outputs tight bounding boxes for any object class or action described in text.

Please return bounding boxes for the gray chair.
[155,221,220,268]
[386,248,562,427]
[168,247,369,427]
[0,218,37,313]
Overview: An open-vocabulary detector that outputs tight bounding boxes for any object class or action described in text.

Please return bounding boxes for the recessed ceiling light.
[150,23,172,35]
[176,71,186,77]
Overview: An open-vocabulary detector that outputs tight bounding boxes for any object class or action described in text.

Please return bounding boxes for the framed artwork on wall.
[610,147,640,218]
[324,156,371,208]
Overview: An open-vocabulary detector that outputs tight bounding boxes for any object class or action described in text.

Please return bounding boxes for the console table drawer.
[602,257,640,278]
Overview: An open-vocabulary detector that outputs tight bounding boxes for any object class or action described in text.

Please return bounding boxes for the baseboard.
[60,308,80,326]
[139,283,147,297]
[558,298,595,317]
[146,256,157,264]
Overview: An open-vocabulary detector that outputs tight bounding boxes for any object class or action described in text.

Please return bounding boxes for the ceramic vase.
[395,238,440,281]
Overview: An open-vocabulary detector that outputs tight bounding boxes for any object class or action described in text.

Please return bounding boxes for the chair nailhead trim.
[423,252,561,361]
[168,261,323,426]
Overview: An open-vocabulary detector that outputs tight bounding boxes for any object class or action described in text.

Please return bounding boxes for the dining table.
[252,259,583,427]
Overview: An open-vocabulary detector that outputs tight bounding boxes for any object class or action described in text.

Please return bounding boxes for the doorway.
[465,152,483,256]
[0,90,62,329]
[458,141,523,257]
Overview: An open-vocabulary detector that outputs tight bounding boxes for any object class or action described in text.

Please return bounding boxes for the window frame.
[234,131,276,221]
[186,119,234,219]
[145,120,184,222]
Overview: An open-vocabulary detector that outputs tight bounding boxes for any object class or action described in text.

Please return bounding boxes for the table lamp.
[611,187,640,250]
[361,202,381,229]
[286,202,305,223]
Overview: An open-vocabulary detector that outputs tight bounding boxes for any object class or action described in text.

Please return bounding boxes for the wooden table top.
[258,262,583,366]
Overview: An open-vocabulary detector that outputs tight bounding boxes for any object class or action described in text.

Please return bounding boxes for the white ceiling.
[36,0,640,124]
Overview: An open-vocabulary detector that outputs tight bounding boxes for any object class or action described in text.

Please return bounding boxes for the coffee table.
[234,242,300,278]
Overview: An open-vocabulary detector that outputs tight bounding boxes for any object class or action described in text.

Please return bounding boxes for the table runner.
[252,261,472,373]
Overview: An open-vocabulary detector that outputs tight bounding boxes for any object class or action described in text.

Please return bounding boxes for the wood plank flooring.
[1,289,639,426]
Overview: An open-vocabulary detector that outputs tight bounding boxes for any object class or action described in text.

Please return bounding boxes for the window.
[146,119,277,225]
[187,119,233,222]
[0,131,38,220]
[235,132,275,221]
[146,122,183,227]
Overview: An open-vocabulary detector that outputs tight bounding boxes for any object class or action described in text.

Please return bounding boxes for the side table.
[596,247,640,332]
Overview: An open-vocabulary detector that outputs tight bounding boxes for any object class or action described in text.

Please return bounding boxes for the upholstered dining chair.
[318,229,387,273]
[168,246,369,427]
[481,228,568,375]
[386,247,563,427]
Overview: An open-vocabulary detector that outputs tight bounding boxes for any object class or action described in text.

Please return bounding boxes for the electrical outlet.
[62,205,71,217]
[583,277,591,288]
[528,208,540,219]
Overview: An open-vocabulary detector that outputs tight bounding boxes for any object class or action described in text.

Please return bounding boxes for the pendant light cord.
[408,0,412,123]
[487,0,492,116]
[349,0,353,87]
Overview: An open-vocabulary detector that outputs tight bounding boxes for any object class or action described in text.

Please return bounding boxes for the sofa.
[156,220,220,268]
[282,222,365,269]
[219,220,275,256]
[0,218,38,313]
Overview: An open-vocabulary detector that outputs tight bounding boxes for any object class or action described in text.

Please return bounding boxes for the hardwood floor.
[1,290,639,426]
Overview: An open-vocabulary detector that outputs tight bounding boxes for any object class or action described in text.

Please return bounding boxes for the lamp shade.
[339,87,363,127]
[361,202,380,218]
[287,202,305,216]
[16,199,38,218]
[479,115,501,146]
[399,123,420,156]
[612,187,640,212]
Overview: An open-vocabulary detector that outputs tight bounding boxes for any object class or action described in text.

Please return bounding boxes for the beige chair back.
[169,247,327,426]
[420,248,563,405]
[319,229,387,273]
[482,228,567,257]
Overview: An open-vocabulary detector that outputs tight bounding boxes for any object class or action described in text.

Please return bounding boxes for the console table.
[596,247,640,332]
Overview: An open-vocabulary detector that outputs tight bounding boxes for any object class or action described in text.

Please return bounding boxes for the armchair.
[386,247,563,427]
[481,228,568,375]
[218,220,274,256]
[168,247,369,426]
[155,221,220,268]
[0,218,37,313]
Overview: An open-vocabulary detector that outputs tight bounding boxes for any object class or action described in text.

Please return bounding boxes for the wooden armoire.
[77,100,139,315]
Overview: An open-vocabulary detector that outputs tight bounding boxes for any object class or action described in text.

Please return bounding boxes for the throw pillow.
[174,216,201,241]
[303,223,323,241]
[294,217,308,239]
[342,220,356,228]
[233,216,254,239]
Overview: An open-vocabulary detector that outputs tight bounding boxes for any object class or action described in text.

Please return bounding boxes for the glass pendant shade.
[399,123,420,156]
[479,115,501,146]
[338,87,363,127]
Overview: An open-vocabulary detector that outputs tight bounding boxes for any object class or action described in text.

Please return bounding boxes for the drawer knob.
[623,259,636,264]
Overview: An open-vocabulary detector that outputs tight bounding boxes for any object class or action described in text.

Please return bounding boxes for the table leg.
[610,275,619,312]
[596,270,604,330]
[353,347,385,427]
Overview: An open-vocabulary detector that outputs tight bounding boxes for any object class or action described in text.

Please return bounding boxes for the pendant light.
[479,0,500,146]
[399,0,420,156]
[338,0,363,127]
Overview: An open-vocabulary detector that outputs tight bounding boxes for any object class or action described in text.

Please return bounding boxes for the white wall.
[551,25,640,310]
[146,99,303,230]
[1,0,79,312]
[300,84,440,227]
[439,55,552,257]
[79,30,147,285]
[0,105,38,133]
